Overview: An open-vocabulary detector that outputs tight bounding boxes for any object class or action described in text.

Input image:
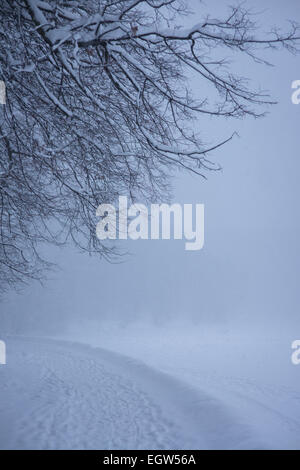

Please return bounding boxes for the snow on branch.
[1,0,300,290]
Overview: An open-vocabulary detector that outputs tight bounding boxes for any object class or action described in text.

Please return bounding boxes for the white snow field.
[0,335,265,450]
[0,328,300,450]
[66,323,300,450]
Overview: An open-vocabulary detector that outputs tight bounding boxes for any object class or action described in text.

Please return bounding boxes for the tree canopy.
[1,0,299,291]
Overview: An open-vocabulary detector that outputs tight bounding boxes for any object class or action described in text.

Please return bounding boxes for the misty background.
[1,0,300,338]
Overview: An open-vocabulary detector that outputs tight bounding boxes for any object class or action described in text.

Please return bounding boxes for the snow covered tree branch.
[1,0,300,291]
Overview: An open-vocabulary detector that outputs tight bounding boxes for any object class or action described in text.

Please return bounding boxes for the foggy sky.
[1,0,300,336]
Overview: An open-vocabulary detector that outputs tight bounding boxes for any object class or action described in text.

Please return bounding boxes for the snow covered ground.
[65,322,300,450]
[0,325,299,450]
[0,335,262,450]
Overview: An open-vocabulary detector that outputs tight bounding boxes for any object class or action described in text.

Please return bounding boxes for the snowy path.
[0,336,263,450]
[90,326,300,450]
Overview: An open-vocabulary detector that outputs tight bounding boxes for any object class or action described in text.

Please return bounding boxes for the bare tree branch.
[0,0,299,292]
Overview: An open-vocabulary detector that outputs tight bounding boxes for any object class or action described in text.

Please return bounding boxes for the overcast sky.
[1,0,300,336]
